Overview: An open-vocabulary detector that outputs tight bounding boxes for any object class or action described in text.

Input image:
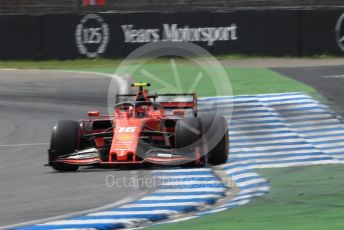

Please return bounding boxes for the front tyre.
[175,118,206,166]
[49,120,80,172]
[200,116,229,165]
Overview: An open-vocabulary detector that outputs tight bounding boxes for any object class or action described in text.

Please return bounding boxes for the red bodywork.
[55,86,202,167]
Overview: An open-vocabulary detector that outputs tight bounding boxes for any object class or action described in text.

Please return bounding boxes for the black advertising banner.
[1,10,344,59]
[0,15,39,59]
[212,11,300,56]
[100,13,126,58]
[40,14,81,59]
[123,11,215,56]
[301,10,344,56]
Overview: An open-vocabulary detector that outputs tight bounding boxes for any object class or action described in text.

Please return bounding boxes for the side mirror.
[173,109,185,116]
[88,111,100,116]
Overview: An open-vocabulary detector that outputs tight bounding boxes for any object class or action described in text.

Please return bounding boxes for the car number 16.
[118,127,137,133]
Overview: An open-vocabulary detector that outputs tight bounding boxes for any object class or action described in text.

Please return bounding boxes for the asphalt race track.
[273,66,344,117]
[0,70,153,227]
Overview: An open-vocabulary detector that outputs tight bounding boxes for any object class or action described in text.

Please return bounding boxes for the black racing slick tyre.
[200,116,229,165]
[49,120,80,172]
[175,118,206,166]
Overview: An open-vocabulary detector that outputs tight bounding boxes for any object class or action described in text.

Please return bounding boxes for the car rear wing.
[115,93,198,117]
[158,93,197,117]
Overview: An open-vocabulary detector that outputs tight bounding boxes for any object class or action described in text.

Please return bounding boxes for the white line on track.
[123,202,202,208]
[0,143,49,147]
[248,160,342,169]
[140,194,222,201]
[323,149,344,153]
[89,210,178,216]
[323,75,344,78]
[155,175,217,179]
[159,180,222,186]
[231,138,304,146]
[40,218,147,226]
[231,144,314,152]
[231,173,260,180]
[236,178,268,187]
[153,168,213,173]
[155,188,226,193]
[218,199,250,208]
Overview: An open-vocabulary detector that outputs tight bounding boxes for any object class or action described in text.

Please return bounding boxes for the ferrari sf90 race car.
[48,83,229,171]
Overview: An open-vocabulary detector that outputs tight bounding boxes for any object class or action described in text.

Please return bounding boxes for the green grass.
[150,165,344,230]
[120,62,320,99]
[0,54,341,69]
[0,59,317,97]
[96,62,318,97]
[0,59,121,70]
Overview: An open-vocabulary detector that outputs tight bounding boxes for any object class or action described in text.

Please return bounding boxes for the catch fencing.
[1,0,344,14]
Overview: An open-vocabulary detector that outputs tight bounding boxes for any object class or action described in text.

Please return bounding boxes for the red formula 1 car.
[48,83,229,171]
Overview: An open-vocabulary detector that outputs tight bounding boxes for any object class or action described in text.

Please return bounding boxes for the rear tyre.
[175,118,206,166]
[49,120,80,172]
[200,116,229,165]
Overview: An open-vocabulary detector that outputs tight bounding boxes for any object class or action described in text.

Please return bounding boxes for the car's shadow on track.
[47,163,214,173]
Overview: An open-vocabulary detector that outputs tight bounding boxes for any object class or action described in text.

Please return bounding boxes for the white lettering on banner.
[121,23,238,46]
[121,25,160,43]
